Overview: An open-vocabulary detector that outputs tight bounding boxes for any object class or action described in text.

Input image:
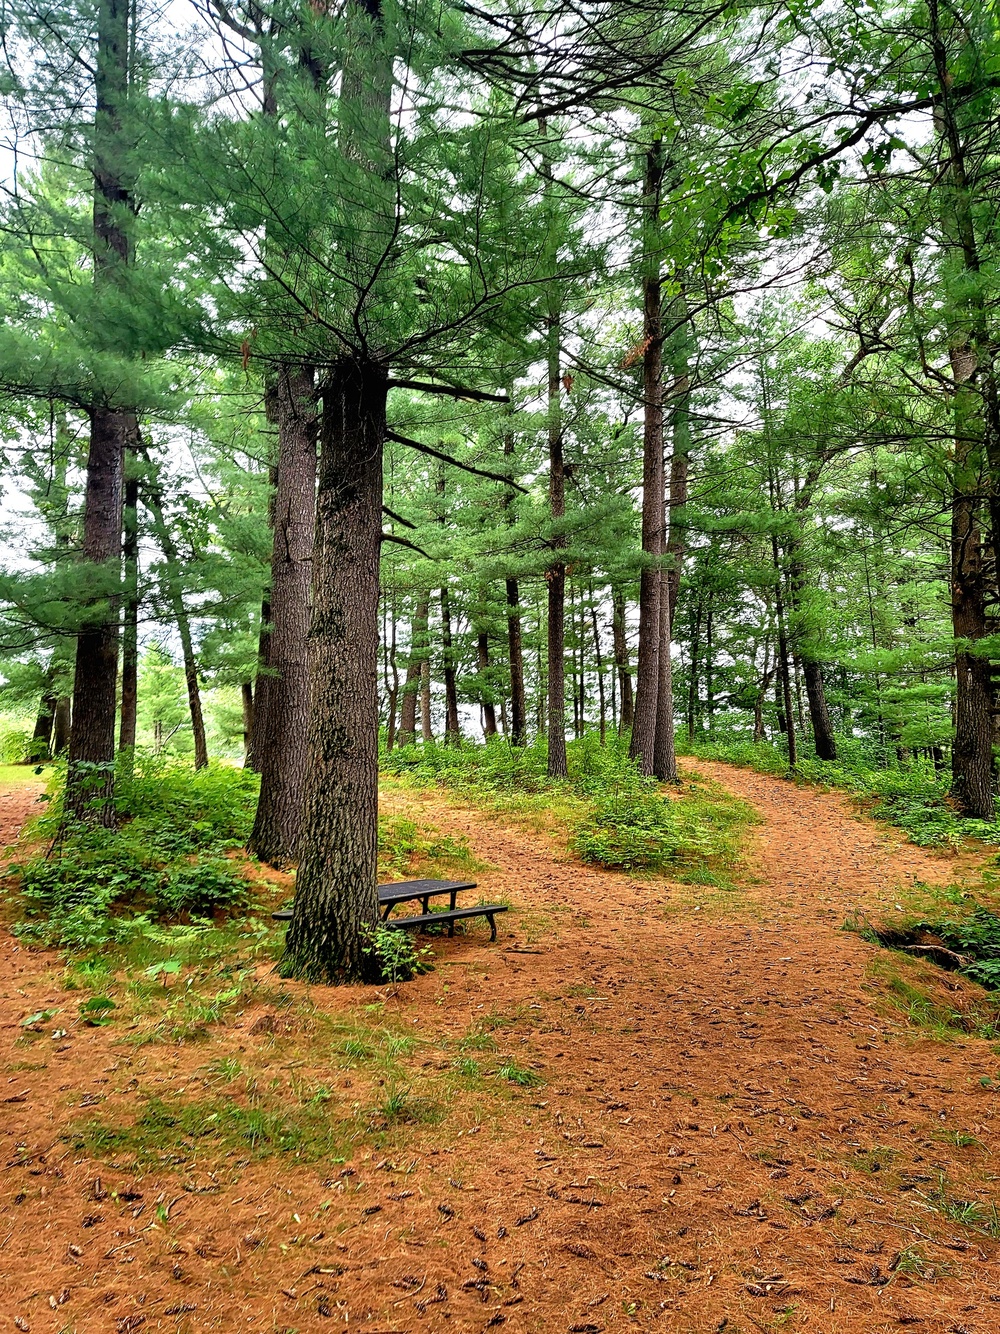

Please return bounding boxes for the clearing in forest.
[1,760,999,1333]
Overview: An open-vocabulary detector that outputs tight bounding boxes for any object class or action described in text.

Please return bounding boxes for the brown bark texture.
[250,364,317,864]
[630,145,666,776]
[282,358,385,983]
[65,0,136,824]
[118,470,139,755]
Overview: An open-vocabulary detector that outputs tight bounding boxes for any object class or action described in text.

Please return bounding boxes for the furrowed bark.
[630,140,666,776]
[542,122,568,778]
[282,357,385,983]
[249,364,317,864]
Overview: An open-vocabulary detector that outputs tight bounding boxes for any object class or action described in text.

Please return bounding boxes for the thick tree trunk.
[65,410,128,823]
[801,658,837,760]
[250,364,317,862]
[950,346,995,817]
[282,357,385,983]
[64,0,134,825]
[952,493,993,817]
[398,598,428,745]
[929,0,1000,595]
[630,142,665,776]
[118,469,139,757]
[612,592,634,733]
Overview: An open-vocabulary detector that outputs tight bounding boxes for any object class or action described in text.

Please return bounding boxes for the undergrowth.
[6,754,258,949]
[383,732,758,875]
[684,734,995,848]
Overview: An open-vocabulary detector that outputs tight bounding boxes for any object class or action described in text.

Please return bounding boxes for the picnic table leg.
[421,896,430,913]
[449,889,458,910]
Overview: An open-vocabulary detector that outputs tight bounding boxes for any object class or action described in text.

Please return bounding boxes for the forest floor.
[2,761,1000,1333]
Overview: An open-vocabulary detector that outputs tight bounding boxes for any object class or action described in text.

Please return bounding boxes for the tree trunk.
[64,0,134,825]
[246,583,272,774]
[118,468,139,757]
[141,463,209,770]
[612,591,634,733]
[630,141,665,776]
[506,577,527,746]
[589,596,607,744]
[53,696,72,756]
[31,692,57,762]
[282,357,385,983]
[477,630,498,738]
[654,460,677,781]
[665,292,693,632]
[250,365,317,862]
[241,681,254,758]
[950,349,995,817]
[440,583,461,745]
[546,265,568,778]
[785,535,838,760]
[771,538,797,767]
[420,654,433,741]
[398,597,428,745]
[687,594,702,743]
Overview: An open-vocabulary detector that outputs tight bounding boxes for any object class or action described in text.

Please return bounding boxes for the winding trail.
[1,763,999,1333]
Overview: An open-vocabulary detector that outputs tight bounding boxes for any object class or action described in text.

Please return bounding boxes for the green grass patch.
[68,1093,353,1166]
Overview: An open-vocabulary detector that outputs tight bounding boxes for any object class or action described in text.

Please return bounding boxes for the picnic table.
[272,878,508,941]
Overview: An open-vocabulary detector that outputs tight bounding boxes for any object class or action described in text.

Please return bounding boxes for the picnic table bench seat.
[271,878,508,941]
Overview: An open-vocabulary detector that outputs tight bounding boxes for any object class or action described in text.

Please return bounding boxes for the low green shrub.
[575,790,676,870]
[9,754,255,948]
[687,733,980,847]
[360,921,433,984]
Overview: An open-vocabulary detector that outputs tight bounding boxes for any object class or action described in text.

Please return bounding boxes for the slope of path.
[1,765,998,1334]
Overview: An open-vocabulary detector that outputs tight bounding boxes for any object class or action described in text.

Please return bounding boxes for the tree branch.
[389,379,510,403]
[386,430,527,492]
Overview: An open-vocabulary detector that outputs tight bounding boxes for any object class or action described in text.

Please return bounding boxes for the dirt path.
[2,765,999,1334]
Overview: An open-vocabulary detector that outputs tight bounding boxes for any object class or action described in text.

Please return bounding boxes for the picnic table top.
[378,878,477,902]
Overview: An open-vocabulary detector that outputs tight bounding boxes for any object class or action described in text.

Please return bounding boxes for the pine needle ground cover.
[5,760,1000,1332]
[383,733,758,881]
